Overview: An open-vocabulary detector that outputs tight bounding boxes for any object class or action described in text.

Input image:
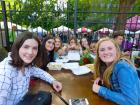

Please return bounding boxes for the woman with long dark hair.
[40,35,55,70]
[0,32,62,105]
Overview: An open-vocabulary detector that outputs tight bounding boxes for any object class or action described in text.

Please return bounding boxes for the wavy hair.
[94,37,132,87]
[40,35,54,70]
[10,31,41,68]
[68,36,78,45]
[54,36,62,52]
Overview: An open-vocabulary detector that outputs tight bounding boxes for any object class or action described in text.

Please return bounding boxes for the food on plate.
[47,62,62,70]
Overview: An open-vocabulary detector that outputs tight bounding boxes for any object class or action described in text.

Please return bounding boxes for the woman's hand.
[52,80,62,92]
[92,77,102,93]
[94,77,103,84]
[92,82,100,93]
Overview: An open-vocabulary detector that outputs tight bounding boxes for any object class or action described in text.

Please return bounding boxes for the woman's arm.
[98,61,139,105]
[30,67,62,92]
[0,68,12,105]
[30,67,56,84]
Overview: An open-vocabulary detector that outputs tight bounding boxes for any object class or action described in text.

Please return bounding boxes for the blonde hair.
[54,36,62,51]
[94,37,132,87]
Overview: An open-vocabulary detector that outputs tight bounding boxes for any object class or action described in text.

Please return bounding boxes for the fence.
[0,0,140,51]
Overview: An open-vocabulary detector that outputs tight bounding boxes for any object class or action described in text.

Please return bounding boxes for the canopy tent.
[31,26,47,33]
[0,21,27,30]
[124,30,135,34]
[53,25,72,32]
[29,26,47,39]
[135,30,140,34]
[125,15,140,30]
[97,27,113,34]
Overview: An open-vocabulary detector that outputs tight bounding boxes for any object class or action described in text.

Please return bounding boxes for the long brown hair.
[68,36,78,44]
[40,35,54,70]
[10,31,41,69]
[54,36,62,52]
[94,37,132,87]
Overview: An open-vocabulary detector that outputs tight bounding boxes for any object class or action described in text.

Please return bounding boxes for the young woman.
[80,37,90,54]
[40,35,55,70]
[80,37,90,50]
[92,37,140,105]
[67,36,81,51]
[54,36,62,52]
[54,36,65,59]
[0,32,62,105]
[89,40,97,55]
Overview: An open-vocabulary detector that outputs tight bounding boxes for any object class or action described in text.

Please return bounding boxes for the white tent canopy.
[53,25,72,32]
[97,27,113,33]
[135,30,140,34]
[124,30,135,34]
[31,26,47,33]
[0,21,27,30]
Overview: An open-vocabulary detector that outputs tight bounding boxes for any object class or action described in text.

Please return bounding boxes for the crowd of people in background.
[5,29,140,70]
[0,30,140,105]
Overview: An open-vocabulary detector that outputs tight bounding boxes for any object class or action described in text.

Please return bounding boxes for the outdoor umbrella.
[125,15,140,31]
[77,27,92,33]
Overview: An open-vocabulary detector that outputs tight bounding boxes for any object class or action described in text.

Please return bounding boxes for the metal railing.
[0,0,140,51]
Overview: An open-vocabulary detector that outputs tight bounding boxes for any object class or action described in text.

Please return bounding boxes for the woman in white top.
[0,31,62,105]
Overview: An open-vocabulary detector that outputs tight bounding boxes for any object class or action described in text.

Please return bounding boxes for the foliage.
[0,0,140,32]
[79,52,94,66]
[0,46,8,62]
[67,0,119,30]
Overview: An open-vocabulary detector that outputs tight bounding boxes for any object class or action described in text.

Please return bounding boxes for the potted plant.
[79,53,94,66]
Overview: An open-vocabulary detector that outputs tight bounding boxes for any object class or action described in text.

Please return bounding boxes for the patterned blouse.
[0,54,55,105]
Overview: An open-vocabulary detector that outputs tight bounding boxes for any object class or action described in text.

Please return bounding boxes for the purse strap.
[52,91,69,105]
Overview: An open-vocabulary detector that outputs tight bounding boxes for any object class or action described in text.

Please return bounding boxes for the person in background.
[66,36,81,51]
[113,31,131,58]
[40,35,55,70]
[80,37,90,54]
[134,51,140,78]
[92,37,140,105]
[9,25,17,47]
[54,36,65,59]
[89,40,98,59]
[0,32,62,105]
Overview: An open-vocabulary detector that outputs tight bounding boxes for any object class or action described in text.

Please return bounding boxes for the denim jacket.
[98,59,140,105]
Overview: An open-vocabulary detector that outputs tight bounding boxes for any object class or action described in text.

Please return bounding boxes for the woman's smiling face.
[45,39,55,51]
[55,38,61,48]
[19,39,38,64]
[98,40,117,66]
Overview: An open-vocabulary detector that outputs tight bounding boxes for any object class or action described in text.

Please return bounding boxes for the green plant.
[0,46,8,62]
[79,53,94,66]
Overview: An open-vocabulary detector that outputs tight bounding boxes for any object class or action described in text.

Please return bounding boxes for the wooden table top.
[30,70,115,105]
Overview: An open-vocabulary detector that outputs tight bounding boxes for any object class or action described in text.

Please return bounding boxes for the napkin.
[62,62,79,69]
[71,66,91,75]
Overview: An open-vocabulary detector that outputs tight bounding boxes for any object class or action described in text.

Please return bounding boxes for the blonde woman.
[92,37,140,105]
[54,36,65,59]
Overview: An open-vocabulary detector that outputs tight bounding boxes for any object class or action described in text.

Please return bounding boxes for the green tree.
[1,0,140,32]
[114,0,137,31]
